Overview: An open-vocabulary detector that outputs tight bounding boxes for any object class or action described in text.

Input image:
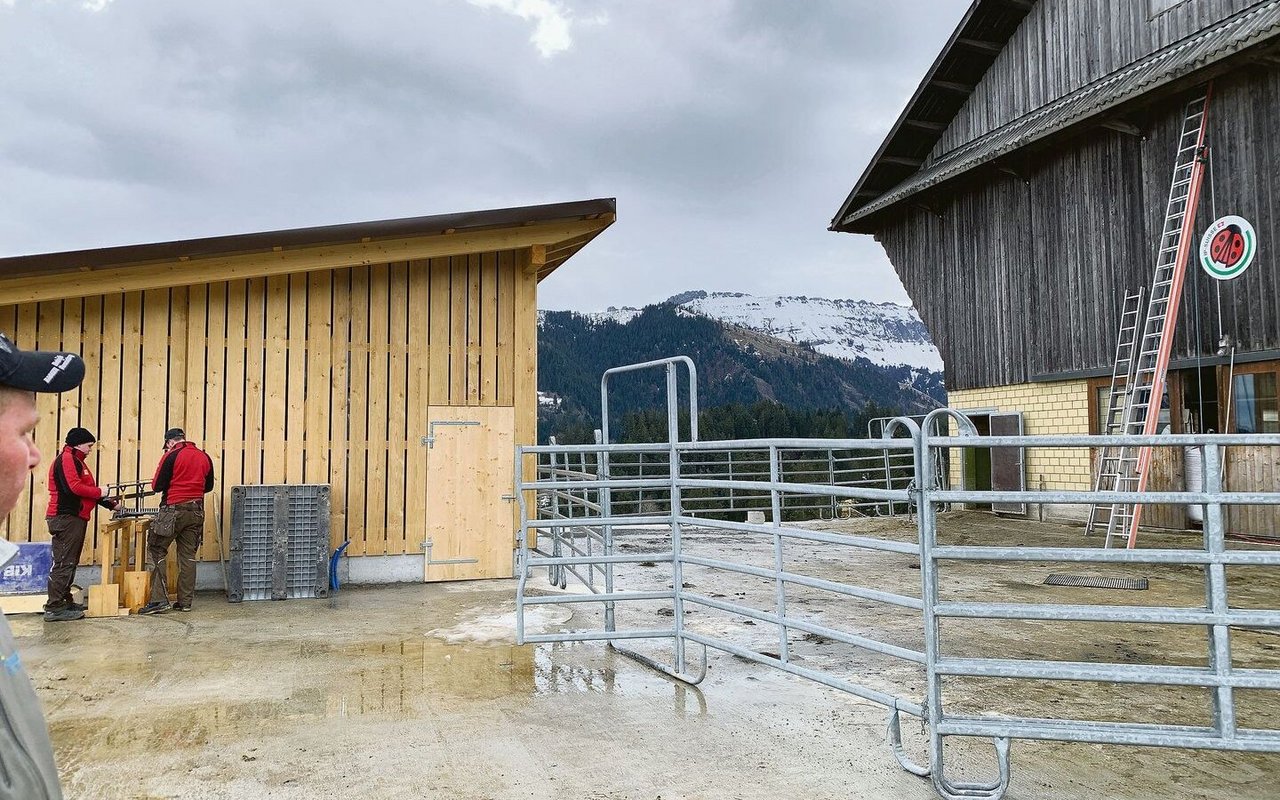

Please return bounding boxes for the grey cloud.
[0,0,968,309]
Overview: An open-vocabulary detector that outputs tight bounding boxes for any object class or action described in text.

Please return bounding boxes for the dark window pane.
[1256,373,1278,433]
[1234,375,1257,433]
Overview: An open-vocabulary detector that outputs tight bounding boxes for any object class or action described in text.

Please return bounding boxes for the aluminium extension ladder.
[1085,289,1144,537]
[1102,88,1213,549]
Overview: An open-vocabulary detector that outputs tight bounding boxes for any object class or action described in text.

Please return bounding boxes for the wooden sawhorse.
[88,516,174,617]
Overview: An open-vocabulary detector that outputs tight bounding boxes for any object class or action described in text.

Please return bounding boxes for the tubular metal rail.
[921,416,1280,758]
[869,413,952,516]
[517,407,1280,800]
[541,442,918,524]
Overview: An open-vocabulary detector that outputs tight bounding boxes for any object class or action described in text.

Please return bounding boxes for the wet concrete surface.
[11,510,1280,799]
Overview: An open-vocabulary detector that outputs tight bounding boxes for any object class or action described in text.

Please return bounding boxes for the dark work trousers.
[45,515,88,611]
[147,501,204,606]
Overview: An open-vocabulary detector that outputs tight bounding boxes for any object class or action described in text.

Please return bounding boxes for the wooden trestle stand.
[87,516,177,617]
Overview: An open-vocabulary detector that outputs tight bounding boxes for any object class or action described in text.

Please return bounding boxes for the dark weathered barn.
[833,0,1280,532]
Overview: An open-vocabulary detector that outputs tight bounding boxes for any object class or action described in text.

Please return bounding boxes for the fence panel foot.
[932,736,1011,800]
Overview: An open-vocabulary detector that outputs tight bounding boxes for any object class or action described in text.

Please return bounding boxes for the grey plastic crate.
[229,484,330,602]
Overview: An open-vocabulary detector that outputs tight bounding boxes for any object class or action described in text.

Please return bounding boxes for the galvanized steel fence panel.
[516,431,933,772]
[917,415,1280,766]
[516,406,1280,800]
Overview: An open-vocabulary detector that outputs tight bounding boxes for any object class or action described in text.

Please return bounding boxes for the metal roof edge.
[0,198,617,279]
[829,0,1034,231]
[837,2,1280,231]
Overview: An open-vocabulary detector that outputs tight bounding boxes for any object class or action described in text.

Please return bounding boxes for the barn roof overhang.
[0,198,616,305]
[832,2,1280,234]
[828,0,1034,234]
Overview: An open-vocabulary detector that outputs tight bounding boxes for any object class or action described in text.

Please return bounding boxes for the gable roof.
[828,0,1033,232]
[832,1,1280,234]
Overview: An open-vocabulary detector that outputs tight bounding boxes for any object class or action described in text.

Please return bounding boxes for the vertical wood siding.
[0,251,532,564]
[876,64,1278,537]
[878,173,1031,387]
[879,66,1280,391]
[933,0,1258,156]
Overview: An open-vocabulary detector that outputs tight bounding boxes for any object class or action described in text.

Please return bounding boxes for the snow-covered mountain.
[537,302,946,444]
[581,291,942,372]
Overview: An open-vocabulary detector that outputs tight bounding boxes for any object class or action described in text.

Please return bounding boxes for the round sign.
[1199,215,1257,280]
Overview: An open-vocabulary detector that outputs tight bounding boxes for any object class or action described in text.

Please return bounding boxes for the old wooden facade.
[0,199,614,578]
[834,0,1280,533]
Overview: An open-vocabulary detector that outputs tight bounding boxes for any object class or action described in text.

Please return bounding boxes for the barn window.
[1179,366,1219,434]
[1232,365,1280,434]
[1087,375,1176,435]
[1087,377,1111,435]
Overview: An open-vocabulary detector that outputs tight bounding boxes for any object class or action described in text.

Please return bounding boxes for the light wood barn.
[0,199,615,582]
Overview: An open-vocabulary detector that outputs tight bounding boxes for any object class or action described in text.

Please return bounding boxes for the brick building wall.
[946,379,1093,520]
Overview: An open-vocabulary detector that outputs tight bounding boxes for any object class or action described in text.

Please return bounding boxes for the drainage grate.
[1044,573,1149,591]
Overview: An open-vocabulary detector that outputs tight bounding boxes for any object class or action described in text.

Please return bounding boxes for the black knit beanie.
[65,427,96,447]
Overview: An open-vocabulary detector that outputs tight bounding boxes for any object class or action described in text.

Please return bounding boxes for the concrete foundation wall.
[76,565,230,593]
[343,554,427,585]
[75,553,440,598]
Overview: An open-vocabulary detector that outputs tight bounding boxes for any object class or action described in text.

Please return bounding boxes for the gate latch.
[421,539,479,567]
[422,420,480,448]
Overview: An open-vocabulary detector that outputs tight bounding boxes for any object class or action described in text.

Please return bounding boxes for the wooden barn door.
[989,412,1026,515]
[423,406,516,582]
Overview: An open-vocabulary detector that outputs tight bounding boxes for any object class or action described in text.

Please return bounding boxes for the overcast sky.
[0,0,969,311]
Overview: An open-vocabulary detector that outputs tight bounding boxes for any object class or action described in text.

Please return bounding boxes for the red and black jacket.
[152,442,214,506]
[46,446,104,521]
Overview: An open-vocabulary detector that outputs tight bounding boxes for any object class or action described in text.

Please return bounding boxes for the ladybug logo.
[1200,215,1257,281]
[1209,225,1245,268]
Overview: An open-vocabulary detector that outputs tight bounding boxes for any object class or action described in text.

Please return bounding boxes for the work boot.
[43,606,85,622]
[139,601,170,615]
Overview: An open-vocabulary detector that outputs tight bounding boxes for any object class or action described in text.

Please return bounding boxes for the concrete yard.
[13,510,1280,799]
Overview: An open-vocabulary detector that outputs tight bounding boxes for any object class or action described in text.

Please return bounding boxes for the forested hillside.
[538,304,944,443]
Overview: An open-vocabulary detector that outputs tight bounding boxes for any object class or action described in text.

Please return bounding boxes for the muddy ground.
[12,510,1280,799]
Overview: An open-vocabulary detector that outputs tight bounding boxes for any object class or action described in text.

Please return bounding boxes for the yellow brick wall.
[947,379,1092,494]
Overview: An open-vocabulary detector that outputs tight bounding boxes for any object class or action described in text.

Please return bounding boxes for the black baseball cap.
[164,427,185,443]
[0,333,85,393]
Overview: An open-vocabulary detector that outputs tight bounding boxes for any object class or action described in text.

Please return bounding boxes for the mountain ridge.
[536,293,946,444]
[567,289,942,371]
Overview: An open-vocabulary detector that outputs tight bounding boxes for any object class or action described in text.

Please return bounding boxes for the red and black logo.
[1209,224,1246,268]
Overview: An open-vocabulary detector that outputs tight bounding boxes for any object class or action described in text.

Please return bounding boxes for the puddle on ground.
[44,635,701,759]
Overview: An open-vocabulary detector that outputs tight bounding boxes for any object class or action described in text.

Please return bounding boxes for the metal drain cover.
[1044,573,1149,591]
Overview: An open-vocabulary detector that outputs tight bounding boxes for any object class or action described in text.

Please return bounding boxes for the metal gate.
[920,415,1280,756]
[515,363,1280,800]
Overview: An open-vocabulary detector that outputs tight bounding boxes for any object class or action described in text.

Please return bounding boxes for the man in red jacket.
[44,427,119,622]
[140,427,214,614]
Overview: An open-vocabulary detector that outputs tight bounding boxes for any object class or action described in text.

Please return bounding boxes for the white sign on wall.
[1199,215,1257,281]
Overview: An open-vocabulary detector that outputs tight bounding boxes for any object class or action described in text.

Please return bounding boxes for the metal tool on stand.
[104,480,160,519]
